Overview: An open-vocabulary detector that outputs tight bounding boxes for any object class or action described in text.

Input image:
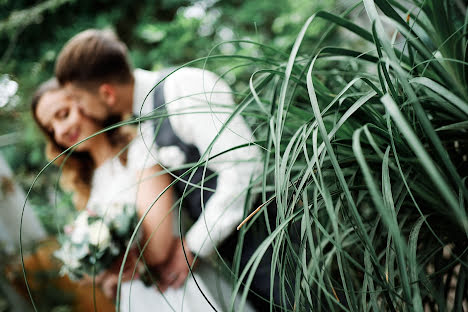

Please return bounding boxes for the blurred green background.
[0,0,336,233]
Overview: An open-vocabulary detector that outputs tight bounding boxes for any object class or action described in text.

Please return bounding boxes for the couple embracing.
[32,29,278,311]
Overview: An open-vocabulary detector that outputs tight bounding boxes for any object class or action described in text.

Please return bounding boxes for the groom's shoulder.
[161,67,220,84]
[134,67,212,83]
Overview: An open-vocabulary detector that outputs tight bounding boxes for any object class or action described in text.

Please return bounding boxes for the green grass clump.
[229,0,468,310]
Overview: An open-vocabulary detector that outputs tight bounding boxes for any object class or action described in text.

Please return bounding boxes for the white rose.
[54,242,81,270]
[88,220,111,250]
[75,211,89,227]
[70,213,89,244]
[103,202,126,224]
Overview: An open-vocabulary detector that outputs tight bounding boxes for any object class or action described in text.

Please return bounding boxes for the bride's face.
[35,89,102,151]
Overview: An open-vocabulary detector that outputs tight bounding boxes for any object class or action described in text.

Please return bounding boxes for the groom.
[54,29,277,307]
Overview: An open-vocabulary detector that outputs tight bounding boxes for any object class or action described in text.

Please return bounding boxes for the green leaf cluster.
[228,0,467,310]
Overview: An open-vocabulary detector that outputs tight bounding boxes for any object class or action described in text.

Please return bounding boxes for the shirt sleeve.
[164,68,263,257]
[127,122,160,171]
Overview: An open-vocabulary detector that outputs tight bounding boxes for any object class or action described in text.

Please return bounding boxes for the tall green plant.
[231,0,468,310]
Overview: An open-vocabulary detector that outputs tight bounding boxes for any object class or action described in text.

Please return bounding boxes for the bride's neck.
[88,134,118,167]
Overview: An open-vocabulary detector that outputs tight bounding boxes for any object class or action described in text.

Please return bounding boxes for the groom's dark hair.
[55,29,134,88]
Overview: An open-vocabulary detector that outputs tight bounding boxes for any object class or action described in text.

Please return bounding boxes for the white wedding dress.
[86,131,255,312]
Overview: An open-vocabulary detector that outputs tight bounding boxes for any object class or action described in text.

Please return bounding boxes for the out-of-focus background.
[1,1,337,310]
[0,0,336,233]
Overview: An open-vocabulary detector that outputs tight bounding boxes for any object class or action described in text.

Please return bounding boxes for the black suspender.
[152,70,218,220]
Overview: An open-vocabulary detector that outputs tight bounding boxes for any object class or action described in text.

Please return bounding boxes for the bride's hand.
[94,247,141,299]
[156,237,197,292]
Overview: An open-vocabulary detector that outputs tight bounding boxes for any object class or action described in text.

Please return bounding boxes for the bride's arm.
[135,164,175,266]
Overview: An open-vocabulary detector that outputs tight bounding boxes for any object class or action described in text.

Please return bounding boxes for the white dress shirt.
[130,68,262,258]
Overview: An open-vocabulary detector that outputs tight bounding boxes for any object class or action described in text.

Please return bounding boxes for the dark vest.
[151,73,279,309]
[151,72,218,220]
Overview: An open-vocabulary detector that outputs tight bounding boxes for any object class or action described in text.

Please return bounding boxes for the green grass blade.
[381,94,468,234]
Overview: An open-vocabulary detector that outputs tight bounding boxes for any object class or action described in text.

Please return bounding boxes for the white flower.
[88,220,111,250]
[103,202,127,224]
[76,211,89,224]
[0,75,18,108]
[70,212,89,244]
[56,203,137,280]
[54,242,81,271]
[88,203,105,216]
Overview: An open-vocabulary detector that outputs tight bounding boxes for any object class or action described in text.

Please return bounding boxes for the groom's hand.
[158,238,196,291]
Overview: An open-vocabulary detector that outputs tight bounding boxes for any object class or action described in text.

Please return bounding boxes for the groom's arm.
[158,119,261,290]
[165,68,263,257]
[157,68,262,290]
[157,128,261,290]
[184,150,262,257]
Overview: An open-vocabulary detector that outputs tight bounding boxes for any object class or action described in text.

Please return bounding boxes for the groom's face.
[64,82,111,121]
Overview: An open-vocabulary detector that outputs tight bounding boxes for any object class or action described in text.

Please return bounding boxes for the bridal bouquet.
[54,202,138,280]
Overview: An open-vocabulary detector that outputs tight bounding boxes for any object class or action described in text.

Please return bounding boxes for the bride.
[32,78,253,312]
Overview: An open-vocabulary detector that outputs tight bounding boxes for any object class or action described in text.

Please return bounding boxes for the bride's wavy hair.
[31,78,134,210]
